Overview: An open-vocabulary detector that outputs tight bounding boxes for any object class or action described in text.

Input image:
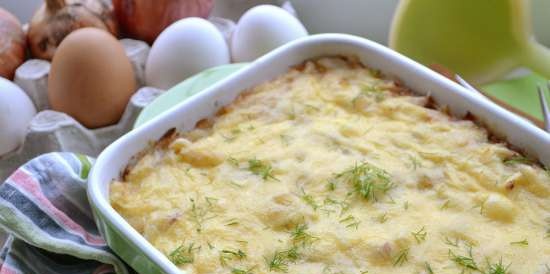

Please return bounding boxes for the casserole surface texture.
[110,57,550,274]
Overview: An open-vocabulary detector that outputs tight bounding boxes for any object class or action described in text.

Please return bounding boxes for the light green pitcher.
[389,0,550,84]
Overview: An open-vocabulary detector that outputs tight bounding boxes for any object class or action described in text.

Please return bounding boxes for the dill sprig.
[411,226,427,243]
[301,190,319,211]
[393,248,409,266]
[377,213,388,223]
[220,248,246,267]
[266,246,300,272]
[425,262,434,274]
[248,159,278,181]
[509,239,528,246]
[408,155,422,170]
[440,200,451,210]
[448,247,479,271]
[443,236,459,247]
[225,218,239,226]
[486,258,510,274]
[168,243,198,266]
[322,197,351,216]
[231,266,255,274]
[335,162,393,202]
[339,215,361,229]
[290,224,318,247]
[227,157,240,167]
[188,198,216,233]
[503,155,532,165]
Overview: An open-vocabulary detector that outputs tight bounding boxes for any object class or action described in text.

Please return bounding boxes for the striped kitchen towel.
[0,153,132,274]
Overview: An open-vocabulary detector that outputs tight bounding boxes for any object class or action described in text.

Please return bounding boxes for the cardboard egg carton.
[0,39,164,181]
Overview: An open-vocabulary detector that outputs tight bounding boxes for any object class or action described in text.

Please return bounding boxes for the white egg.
[145,17,230,90]
[231,5,308,62]
[0,77,36,155]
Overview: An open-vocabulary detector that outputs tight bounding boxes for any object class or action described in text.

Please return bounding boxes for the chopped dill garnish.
[326,179,337,191]
[408,155,422,170]
[393,248,409,266]
[335,162,393,202]
[188,198,216,233]
[205,196,218,206]
[227,157,240,167]
[227,180,245,188]
[220,249,247,266]
[225,218,239,226]
[358,84,385,102]
[486,258,510,274]
[411,226,427,243]
[339,215,360,229]
[440,200,450,210]
[404,201,409,210]
[425,262,434,274]
[231,266,255,274]
[290,224,318,247]
[509,239,528,246]
[280,134,291,146]
[443,236,459,247]
[304,103,320,111]
[301,191,319,210]
[231,128,242,135]
[377,213,388,223]
[248,159,278,181]
[207,242,215,250]
[322,197,351,216]
[220,133,237,142]
[503,155,532,165]
[266,247,300,272]
[168,243,198,266]
[448,247,479,270]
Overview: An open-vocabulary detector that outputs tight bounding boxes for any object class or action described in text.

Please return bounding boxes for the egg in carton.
[0,37,163,181]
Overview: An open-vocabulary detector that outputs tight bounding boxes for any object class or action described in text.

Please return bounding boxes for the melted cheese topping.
[111,57,550,274]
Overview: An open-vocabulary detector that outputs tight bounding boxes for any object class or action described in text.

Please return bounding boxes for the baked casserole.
[111,57,550,274]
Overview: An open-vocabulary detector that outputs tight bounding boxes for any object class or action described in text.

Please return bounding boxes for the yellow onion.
[113,0,214,44]
[0,8,26,80]
[28,0,119,60]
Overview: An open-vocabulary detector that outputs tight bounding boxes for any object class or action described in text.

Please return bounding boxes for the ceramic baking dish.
[87,34,550,274]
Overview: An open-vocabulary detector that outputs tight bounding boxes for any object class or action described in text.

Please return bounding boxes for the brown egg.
[48,28,136,128]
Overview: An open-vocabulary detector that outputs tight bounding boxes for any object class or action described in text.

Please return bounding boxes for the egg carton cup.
[0,38,163,181]
[0,16,242,181]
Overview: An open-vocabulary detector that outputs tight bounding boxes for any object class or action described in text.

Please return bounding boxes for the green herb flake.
[290,224,318,247]
[503,155,532,165]
[168,243,197,266]
[448,248,479,271]
[392,248,409,266]
[335,162,393,202]
[509,239,528,246]
[231,266,255,274]
[411,226,427,243]
[339,215,360,229]
[188,198,216,233]
[301,192,319,211]
[425,262,434,274]
[248,159,278,181]
[486,258,510,274]
[266,247,301,272]
[220,249,247,266]
[377,213,388,224]
[443,236,459,247]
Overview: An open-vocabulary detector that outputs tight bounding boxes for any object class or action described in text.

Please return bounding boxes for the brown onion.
[0,8,26,80]
[113,0,214,44]
[28,0,119,60]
